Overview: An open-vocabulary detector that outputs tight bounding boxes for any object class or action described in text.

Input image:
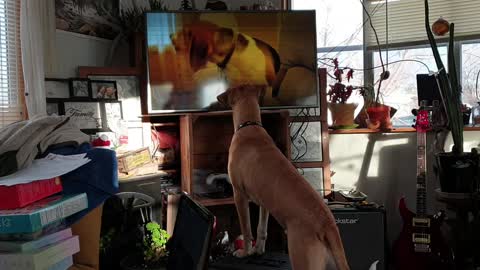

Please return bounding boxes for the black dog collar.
[236,121,263,132]
[217,46,235,69]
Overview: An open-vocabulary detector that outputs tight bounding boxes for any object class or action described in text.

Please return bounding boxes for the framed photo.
[104,101,123,133]
[46,102,60,116]
[88,75,141,121]
[64,102,102,129]
[45,79,70,98]
[89,80,118,100]
[69,78,91,98]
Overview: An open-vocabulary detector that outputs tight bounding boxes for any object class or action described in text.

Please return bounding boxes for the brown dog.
[217,85,350,270]
[170,21,280,88]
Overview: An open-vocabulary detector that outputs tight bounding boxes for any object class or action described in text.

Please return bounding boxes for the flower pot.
[328,103,358,128]
[366,105,393,130]
[435,152,479,193]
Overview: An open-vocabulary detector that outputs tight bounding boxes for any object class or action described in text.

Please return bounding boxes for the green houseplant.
[120,221,170,270]
[424,0,479,193]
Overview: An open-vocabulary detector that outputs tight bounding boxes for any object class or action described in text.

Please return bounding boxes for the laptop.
[166,194,292,270]
[166,194,215,270]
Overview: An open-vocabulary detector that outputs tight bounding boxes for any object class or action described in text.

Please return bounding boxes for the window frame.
[292,0,480,128]
[0,0,25,127]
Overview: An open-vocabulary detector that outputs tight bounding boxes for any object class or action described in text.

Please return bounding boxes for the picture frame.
[45,78,70,99]
[87,75,141,121]
[104,101,124,136]
[46,102,61,116]
[89,80,118,100]
[69,78,91,98]
[64,101,103,129]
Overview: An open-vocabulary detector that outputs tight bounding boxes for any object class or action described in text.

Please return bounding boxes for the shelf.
[197,197,235,206]
[329,126,480,134]
[329,127,416,134]
[463,126,480,131]
[151,122,178,127]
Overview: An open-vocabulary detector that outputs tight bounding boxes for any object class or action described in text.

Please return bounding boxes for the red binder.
[0,178,63,210]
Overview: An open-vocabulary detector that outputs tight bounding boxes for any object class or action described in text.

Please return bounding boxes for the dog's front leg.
[254,206,269,255]
[233,188,254,258]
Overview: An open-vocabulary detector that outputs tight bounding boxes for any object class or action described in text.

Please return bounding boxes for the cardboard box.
[117,147,151,173]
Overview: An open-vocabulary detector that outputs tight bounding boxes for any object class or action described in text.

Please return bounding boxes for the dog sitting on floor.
[217,85,350,270]
[170,21,280,89]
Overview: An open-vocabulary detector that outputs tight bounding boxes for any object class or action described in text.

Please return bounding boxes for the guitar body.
[393,198,453,270]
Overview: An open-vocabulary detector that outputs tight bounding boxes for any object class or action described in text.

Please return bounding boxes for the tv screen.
[146,11,318,113]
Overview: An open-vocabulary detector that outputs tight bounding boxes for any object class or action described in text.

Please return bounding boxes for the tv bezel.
[145,10,319,114]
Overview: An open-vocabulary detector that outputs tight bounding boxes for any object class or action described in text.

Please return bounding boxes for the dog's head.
[217,84,266,108]
[170,21,241,71]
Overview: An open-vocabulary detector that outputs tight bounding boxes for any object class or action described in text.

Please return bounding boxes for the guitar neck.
[416,130,427,217]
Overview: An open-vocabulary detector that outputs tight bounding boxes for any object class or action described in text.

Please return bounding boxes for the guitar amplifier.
[330,205,386,270]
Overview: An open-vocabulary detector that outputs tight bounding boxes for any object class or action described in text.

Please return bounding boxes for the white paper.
[0,154,91,186]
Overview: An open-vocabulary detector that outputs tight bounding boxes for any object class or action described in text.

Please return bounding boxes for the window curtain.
[20,0,56,118]
[365,0,480,49]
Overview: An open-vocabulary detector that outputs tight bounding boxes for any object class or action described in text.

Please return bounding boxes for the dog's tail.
[325,224,350,270]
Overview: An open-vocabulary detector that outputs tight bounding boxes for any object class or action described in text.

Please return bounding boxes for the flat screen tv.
[146,10,318,113]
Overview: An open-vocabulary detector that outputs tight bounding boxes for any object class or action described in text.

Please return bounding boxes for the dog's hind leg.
[232,188,254,258]
[287,225,328,270]
[254,206,269,255]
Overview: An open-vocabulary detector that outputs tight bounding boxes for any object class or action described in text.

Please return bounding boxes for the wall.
[329,131,480,245]
[50,30,130,78]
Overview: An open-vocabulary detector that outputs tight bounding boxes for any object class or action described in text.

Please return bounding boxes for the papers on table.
[0,154,91,186]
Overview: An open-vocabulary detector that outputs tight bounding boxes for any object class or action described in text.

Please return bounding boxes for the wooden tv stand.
[179,110,290,206]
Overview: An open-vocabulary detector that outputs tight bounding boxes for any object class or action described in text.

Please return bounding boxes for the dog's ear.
[190,35,210,72]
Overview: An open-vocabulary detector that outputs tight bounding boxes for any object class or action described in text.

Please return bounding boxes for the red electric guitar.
[392,106,454,270]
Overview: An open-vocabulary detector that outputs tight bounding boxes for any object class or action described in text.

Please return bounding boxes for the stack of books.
[0,177,88,270]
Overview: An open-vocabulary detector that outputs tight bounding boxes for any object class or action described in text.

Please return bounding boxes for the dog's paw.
[253,240,266,255]
[233,248,253,258]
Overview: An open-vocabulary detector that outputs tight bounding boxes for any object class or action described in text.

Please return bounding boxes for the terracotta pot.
[355,103,397,128]
[366,105,393,130]
[328,103,358,128]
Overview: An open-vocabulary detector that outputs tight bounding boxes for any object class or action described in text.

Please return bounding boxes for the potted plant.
[424,0,479,193]
[354,84,392,129]
[121,221,170,270]
[327,58,359,129]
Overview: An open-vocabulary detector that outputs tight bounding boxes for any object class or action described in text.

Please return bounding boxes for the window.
[373,46,448,126]
[293,0,365,112]
[0,0,23,128]
[461,41,480,107]
[293,0,480,127]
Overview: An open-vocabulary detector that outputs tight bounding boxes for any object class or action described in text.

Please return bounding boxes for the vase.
[328,103,358,128]
[366,105,393,130]
[435,152,479,193]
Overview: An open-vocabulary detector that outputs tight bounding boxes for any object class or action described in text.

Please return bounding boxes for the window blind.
[366,0,480,49]
[0,0,24,128]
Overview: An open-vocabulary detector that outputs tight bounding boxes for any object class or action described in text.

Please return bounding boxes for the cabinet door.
[290,69,331,196]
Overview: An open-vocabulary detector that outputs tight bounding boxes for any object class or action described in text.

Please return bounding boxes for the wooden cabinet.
[179,110,290,206]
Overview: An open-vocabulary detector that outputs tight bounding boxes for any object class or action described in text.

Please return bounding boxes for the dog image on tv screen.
[146,11,317,112]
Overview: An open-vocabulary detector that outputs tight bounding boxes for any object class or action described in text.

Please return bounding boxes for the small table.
[435,189,480,269]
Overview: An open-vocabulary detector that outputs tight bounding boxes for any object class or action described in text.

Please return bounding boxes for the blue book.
[49,256,73,270]
[0,228,72,252]
[0,236,79,270]
[0,194,87,234]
